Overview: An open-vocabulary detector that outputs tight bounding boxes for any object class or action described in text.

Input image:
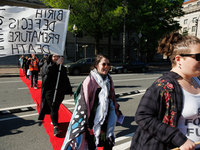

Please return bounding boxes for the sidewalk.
[0,66,20,77]
[0,65,171,77]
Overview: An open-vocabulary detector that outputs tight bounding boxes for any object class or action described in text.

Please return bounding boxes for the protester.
[27,54,39,89]
[24,56,29,79]
[39,54,48,68]
[38,54,73,136]
[19,55,25,72]
[130,33,200,150]
[61,54,123,150]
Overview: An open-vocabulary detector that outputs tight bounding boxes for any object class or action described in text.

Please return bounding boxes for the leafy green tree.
[126,0,184,62]
[40,0,124,55]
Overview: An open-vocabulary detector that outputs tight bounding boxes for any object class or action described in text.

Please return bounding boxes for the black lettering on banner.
[0,15,4,50]
[0,46,4,50]
[43,19,56,31]
[11,44,20,54]
[54,34,60,44]
[193,118,200,125]
[0,16,4,26]
[35,44,50,53]
[187,128,194,136]
[35,19,41,29]
[35,9,63,21]
[31,31,39,42]
[21,18,28,30]
[185,119,193,126]
[28,19,33,30]
[8,31,14,42]
[9,18,16,29]
[57,10,63,21]
[29,44,36,53]
[35,9,43,18]
[196,128,200,136]
[198,108,200,116]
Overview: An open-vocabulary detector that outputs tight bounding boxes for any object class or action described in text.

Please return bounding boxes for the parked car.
[111,61,149,73]
[64,57,95,75]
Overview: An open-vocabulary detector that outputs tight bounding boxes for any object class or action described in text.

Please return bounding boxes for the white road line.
[115,132,134,142]
[0,80,22,84]
[62,102,75,105]
[113,141,131,150]
[0,113,38,122]
[18,87,29,90]
[0,104,37,111]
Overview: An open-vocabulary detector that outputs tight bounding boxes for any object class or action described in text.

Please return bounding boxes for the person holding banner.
[27,54,39,89]
[38,54,73,136]
[130,33,200,150]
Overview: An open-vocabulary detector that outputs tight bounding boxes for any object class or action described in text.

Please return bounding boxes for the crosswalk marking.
[113,141,131,150]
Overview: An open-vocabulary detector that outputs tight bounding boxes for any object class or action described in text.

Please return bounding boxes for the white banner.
[0,6,70,57]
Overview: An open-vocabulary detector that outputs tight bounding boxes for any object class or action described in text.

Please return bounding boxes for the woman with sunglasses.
[38,54,73,136]
[130,33,200,150]
[62,54,122,150]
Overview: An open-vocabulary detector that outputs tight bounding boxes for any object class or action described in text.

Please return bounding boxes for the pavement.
[0,65,172,77]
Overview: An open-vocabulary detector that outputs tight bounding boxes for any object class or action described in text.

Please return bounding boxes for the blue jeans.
[30,71,38,87]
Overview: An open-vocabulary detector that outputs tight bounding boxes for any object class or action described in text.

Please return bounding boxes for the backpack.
[73,74,91,105]
[73,82,82,105]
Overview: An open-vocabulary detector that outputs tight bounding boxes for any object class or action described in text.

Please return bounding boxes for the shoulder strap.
[74,74,91,105]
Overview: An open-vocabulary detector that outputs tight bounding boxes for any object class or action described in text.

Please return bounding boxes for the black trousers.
[45,91,64,126]
[86,131,113,150]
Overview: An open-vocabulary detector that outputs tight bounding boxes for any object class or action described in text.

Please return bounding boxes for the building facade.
[175,0,200,38]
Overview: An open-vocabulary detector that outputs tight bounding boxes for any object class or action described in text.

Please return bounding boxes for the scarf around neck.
[90,68,110,145]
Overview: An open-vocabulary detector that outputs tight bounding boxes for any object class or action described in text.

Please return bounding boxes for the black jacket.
[38,55,73,120]
[130,71,187,150]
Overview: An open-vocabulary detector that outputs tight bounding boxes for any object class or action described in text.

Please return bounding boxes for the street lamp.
[73,24,78,61]
[82,45,88,58]
[138,31,142,61]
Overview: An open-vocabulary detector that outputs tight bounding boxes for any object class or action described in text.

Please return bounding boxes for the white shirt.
[177,86,200,148]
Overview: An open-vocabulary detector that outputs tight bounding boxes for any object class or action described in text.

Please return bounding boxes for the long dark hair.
[91,54,109,70]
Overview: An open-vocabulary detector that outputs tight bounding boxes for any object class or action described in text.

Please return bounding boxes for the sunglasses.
[101,63,111,67]
[179,53,200,61]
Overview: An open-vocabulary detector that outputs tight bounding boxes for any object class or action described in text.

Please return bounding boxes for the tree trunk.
[108,29,111,60]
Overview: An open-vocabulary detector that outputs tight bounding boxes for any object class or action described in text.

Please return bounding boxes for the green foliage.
[126,0,184,61]
[40,0,185,60]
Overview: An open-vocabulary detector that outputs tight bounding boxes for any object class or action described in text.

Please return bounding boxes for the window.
[192,26,197,32]
[183,27,187,33]
[184,19,188,24]
[197,2,200,6]
[188,4,192,8]
[193,17,197,23]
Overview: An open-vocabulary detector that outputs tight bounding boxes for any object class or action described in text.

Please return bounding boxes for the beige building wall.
[175,0,200,38]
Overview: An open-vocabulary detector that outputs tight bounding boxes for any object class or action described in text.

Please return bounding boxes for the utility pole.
[122,0,128,63]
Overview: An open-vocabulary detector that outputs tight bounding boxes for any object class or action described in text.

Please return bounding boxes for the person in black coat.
[38,54,73,136]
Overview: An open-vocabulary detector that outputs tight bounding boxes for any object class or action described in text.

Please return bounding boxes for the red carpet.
[19,69,72,150]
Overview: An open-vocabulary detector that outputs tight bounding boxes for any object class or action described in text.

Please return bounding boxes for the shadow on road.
[115,116,138,138]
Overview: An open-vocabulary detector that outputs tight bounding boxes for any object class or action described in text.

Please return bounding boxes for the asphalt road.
[0,72,164,150]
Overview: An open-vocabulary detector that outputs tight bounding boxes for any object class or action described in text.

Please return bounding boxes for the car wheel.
[141,67,146,73]
[73,68,80,75]
[123,68,128,73]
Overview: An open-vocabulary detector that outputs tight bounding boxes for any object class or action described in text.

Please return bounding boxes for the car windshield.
[76,58,86,63]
